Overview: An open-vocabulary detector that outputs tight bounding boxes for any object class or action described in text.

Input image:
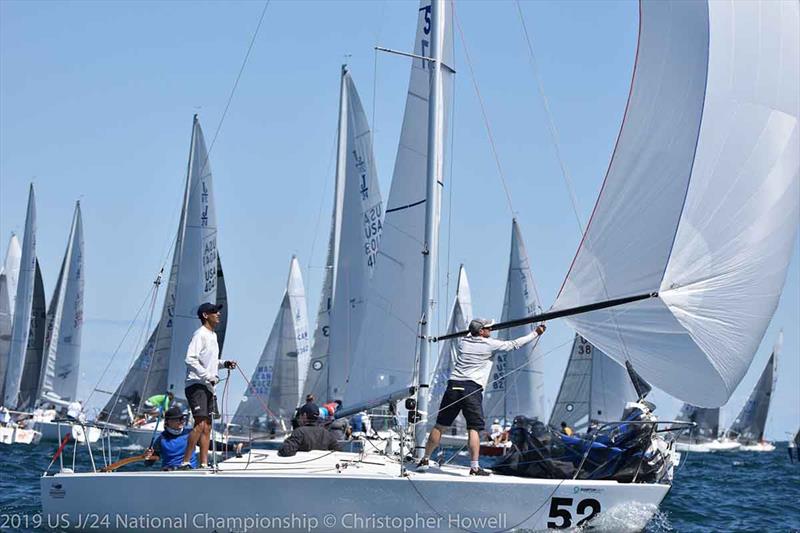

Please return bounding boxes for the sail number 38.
[547,497,600,529]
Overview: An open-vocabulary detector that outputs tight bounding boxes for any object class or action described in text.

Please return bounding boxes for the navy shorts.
[435,380,485,431]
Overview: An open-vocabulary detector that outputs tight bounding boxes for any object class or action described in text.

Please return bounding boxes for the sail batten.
[553,0,799,407]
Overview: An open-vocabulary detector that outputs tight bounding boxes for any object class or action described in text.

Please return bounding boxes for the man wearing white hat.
[418,318,546,476]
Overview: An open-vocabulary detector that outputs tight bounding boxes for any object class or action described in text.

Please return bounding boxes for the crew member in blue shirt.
[144,406,198,470]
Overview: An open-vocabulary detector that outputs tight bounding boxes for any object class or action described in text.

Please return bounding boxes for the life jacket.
[321,402,337,418]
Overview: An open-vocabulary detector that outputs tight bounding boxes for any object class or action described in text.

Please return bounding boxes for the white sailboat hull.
[704,439,741,452]
[738,442,775,453]
[41,450,669,532]
[0,425,41,445]
[674,442,711,453]
[35,421,102,444]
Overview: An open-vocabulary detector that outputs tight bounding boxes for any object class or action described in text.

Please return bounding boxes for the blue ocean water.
[1,441,799,531]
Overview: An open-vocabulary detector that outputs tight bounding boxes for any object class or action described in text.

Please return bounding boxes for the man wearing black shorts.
[417,318,545,475]
[179,302,237,470]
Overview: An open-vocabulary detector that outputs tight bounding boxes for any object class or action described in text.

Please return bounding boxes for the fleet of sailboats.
[0,0,793,530]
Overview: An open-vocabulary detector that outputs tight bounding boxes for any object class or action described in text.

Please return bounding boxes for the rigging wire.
[452,7,515,218]
[513,0,584,236]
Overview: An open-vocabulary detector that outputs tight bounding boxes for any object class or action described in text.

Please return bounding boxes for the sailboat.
[41,0,799,529]
[483,220,546,433]
[726,332,781,452]
[96,115,228,448]
[549,334,639,434]
[1,185,45,445]
[230,257,309,440]
[673,404,739,453]
[426,265,472,448]
[305,65,383,406]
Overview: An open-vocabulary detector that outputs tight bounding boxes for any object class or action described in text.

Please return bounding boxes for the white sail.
[3,185,37,408]
[0,273,11,398]
[324,68,384,402]
[484,220,546,424]
[232,257,309,432]
[727,331,781,444]
[426,265,472,434]
[166,115,219,398]
[39,202,85,403]
[343,0,454,408]
[2,234,21,321]
[549,334,638,433]
[553,0,800,407]
[305,228,334,402]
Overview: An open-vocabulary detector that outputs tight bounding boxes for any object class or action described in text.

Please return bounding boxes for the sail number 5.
[547,497,600,529]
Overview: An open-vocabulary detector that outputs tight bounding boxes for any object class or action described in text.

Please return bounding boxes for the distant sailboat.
[674,404,739,453]
[726,332,781,452]
[231,257,310,437]
[97,116,227,447]
[427,265,472,444]
[484,220,546,427]
[305,65,383,404]
[549,334,639,434]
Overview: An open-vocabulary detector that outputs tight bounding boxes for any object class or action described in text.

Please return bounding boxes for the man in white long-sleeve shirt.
[179,302,237,470]
[418,318,545,476]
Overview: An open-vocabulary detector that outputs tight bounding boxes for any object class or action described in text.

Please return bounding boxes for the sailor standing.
[417,318,545,476]
[179,302,237,470]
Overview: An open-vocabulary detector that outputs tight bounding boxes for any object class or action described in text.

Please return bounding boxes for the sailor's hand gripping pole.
[432,291,659,342]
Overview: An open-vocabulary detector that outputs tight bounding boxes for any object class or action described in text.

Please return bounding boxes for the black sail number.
[547,497,601,529]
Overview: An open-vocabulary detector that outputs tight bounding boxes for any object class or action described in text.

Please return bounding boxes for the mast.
[414,0,444,458]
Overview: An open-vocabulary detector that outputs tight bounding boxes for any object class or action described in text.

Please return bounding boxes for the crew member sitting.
[67,400,87,423]
[144,392,174,415]
[560,421,574,436]
[278,404,340,457]
[144,406,197,470]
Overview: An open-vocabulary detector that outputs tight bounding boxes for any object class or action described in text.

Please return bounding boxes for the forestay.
[232,257,309,433]
[485,220,546,424]
[553,0,800,407]
[549,334,638,433]
[728,332,781,443]
[3,185,38,408]
[306,67,383,403]
[166,116,219,398]
[39,202,85,403]
[343,0,454,409]
[426,265,472,434]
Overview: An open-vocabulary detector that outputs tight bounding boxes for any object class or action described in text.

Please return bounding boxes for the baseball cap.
[197,302,223,319]
[468,318,495,335]
[164,406,186,420]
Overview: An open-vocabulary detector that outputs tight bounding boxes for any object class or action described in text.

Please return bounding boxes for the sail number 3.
[547,497,600,529]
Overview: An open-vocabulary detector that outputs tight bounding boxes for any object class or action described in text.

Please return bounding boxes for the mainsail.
[727,332,781,444]
[343,0,454,409]
[676,404,719,442]
[484,220,546,424]
[306,67,383,404]
[552,1,800,407]
[426,265,472,434]
[17,260,46,410]
[39,202,85,403]
[549,334,638,433]
[3,185,38,408]
[232,257,310,433]
[2,233,21,321]
[165,115,219,398]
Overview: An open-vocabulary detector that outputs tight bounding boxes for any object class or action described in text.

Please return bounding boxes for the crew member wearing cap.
[418,318,546,476]
[278,403,341,457]
[179,302,237,470]
[145,406,197,470]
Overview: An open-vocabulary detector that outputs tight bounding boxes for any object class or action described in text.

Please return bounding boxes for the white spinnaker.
[326,69,384,401]
[485,220,546,423]
[233,257,309,431]
[426,265,472,434]
[2,234,21,321]
[3,185,37,408]
[553,0,800,407]
[549,335,638,433]
[166,116,219,398]
[343,0,454,408]
[39,202,85,403]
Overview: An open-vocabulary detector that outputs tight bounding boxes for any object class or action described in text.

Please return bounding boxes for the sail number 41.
[547,497,600,529]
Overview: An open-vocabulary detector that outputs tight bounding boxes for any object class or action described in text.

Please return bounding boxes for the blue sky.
[1,0,797,440]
